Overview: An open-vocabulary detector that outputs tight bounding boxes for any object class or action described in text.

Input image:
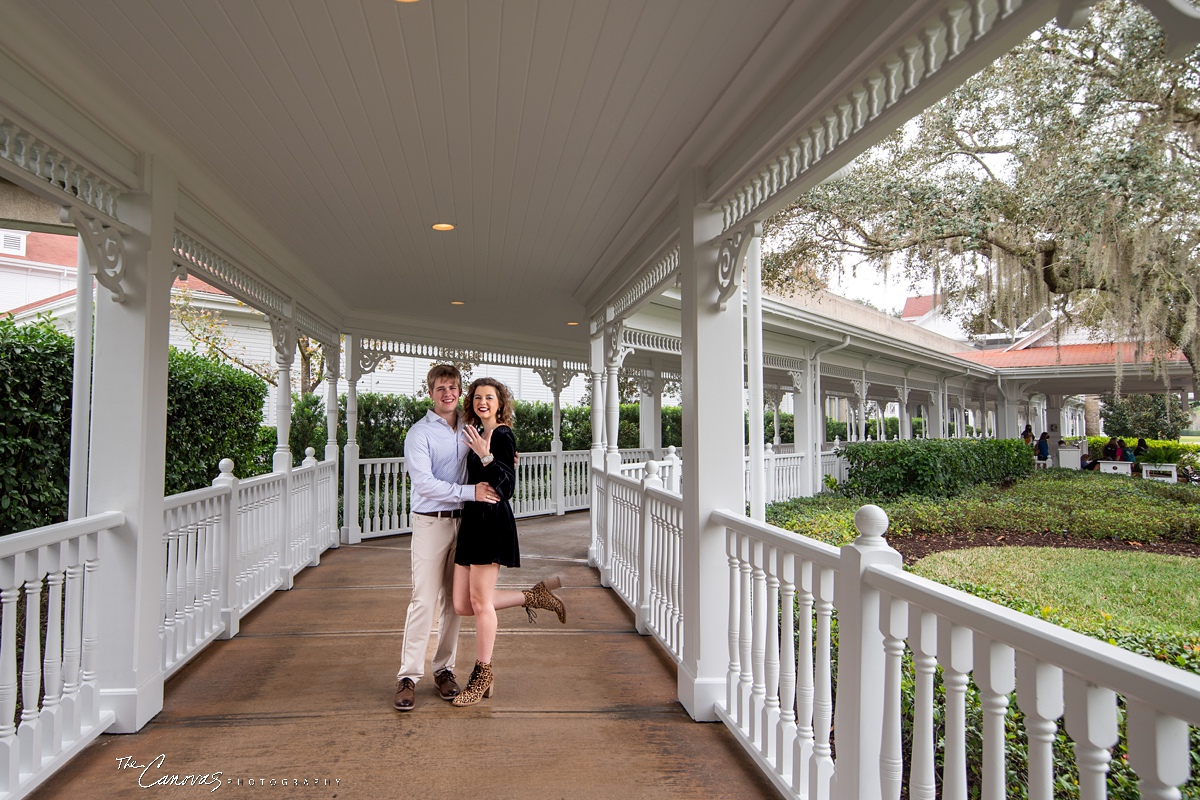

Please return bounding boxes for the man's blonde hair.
[426,363,462,392]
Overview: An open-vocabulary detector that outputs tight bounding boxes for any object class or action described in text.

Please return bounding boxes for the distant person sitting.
[1134,438,1149,458]
[1035,432,1050,462]
[1121,439,1136,462]
[1081,449,1100,470]
[1102,437,1121,460]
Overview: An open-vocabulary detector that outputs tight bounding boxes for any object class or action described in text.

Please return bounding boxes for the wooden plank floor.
[31,511,778,799]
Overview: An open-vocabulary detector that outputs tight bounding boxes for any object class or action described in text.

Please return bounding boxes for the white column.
[788,370,812,496]
[648,361,663,459]
[897,388,910,440]
[324,342,340,464]
[68,236,93,520]
[342,335,361,544]
[271,317,296,473]
[745,223,765,522]
[87,157,175,732]
[678,171,740,721]
[929,388,944,439]
[588,333,605,567]
[605,321,629,459]
[536,366,568,516]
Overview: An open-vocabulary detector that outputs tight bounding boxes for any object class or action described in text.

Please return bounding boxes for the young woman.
[450,377,566,706]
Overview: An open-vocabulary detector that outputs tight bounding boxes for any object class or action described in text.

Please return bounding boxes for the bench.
[1097,460,1132,476]
[1142,463,1177,483]
[1057,446,1081,470]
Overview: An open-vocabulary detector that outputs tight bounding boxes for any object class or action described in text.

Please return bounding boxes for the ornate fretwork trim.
[0,117,123,222]
[605,320,633,369]
[622,328,682,355]
[267,313,297,365]
[820,363,861,381]
[171,229,286,317]
[355,337,588,379]
[717,0,1040,234]
[533,366,582,394]
[295,305,339,350]
[762,353,806,373]
[612,245,680,319]
[714,222,760,311]
[63,206,126,303]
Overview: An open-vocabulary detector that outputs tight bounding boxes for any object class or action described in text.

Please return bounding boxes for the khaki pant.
[397,514,461,682]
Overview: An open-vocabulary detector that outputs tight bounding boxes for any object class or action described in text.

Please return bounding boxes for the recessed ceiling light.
[566,321,580,326]
[396,0,420,4]
[450,300,465,305]
[432,223,455,231]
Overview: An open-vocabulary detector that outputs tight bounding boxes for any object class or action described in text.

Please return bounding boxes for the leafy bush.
[0,316,74,535]
[288,392,328,464]
[839,438,1034,498]
[766,471,1200,544]
[165,348,269,494]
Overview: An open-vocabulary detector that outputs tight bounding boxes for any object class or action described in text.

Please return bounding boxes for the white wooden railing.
[160,451,339,677]
[595,456,1200,800]
[354,449,594,539]
[0,512,119,798]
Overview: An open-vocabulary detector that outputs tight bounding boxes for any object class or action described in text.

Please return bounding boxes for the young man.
[393,364,499,711]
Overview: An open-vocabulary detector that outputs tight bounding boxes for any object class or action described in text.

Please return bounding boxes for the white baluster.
[809,565,835,800]
[879,594,908,800]
[1125,701,1191,800]
[0,574,17,791]
[972,636,1015,800]
[42,557,64,754]
[1063,674,1118,800]
[81,540,100,728]
[909,610,938,800]
[737,533,753,728]
[762,544,781,761]
[19,572,43,770]
[750,540,767,748]
[720,527,739,714]
[776,550,797,782]
[1015,653,1064,800]
[937,620,973,800]
[793,560,814,792]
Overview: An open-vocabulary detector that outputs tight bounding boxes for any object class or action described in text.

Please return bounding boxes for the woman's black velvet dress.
[454,425,520,568]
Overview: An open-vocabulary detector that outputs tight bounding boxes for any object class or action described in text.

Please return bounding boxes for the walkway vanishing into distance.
[31,512,776,799]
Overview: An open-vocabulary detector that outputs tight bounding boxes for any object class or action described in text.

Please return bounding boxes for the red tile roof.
[901,294,940,319]
[3,274,229,316]
[956,342,1186,368]
[23,232,78,265]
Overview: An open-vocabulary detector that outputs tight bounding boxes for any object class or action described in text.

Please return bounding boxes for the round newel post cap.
[644,460,660,479]
[305,447,316,458]
[853,504,890,545]
[218,458,235,476]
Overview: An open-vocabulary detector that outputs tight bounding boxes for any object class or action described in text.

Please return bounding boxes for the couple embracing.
[393,363,566,711]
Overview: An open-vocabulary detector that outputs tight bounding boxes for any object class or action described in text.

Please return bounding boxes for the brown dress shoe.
[434,669,460,700]
[393,678,416,711]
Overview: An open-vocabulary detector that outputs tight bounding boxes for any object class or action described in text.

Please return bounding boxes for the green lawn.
[912,546,1200,636]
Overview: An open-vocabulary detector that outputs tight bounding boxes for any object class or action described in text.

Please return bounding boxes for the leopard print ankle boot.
[522,577,566,624]
[451,661,493,707]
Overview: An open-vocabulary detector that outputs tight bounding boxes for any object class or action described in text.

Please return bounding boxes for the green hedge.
[165,348,269,494]
[839,438,1034,498]
[0,316,74,536]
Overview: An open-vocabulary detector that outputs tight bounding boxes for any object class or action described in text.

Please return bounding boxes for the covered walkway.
[29,512,775,800]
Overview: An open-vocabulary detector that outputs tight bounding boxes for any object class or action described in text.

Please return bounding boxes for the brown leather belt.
[414,510,462,519]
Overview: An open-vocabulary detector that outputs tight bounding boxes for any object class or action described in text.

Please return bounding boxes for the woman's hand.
[463,425,492,459]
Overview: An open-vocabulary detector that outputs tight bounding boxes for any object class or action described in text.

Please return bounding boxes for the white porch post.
[269,313,297,588]
[68,237,93,520]
[535,366,569,516]
[678,172,740,721]
[342,335,361,545]
[931,385,945,439]
[588,332,605,568]
[996,381,1020,439]
[638,359,664,460]
[86,158,174,732]
[324,341,340,465]
[605,320,629,463]
[1046,395,1063,465]
[897,387,910,440]
[788,370,812,496]
[745,223,764,522]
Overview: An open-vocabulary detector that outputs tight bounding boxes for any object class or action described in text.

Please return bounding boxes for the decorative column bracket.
[533,365,581,394]
[713,222,761,311]
[606,320,634,369]
[62,206,128,303]
[267,311,298,365]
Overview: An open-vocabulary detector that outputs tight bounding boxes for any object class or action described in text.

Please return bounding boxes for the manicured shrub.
[165,348,270,494]
[0,316,74,535]
[839,438,1033,498]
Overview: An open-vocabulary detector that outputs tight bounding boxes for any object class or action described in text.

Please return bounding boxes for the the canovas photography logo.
[115,755,343,792]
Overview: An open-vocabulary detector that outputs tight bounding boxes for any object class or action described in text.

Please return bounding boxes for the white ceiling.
[8,0,970,353]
